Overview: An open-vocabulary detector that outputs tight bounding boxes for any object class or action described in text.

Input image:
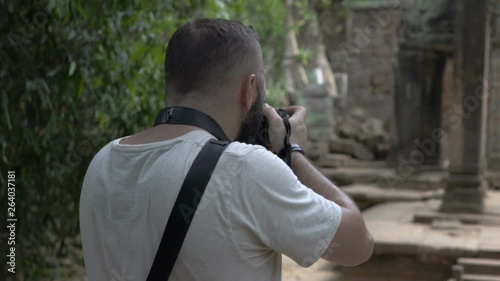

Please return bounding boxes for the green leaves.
[1,0,289,278]
[2,92,12,131]
[68,61,76,76]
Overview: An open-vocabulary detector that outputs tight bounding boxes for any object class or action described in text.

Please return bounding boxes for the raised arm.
[263,104,374,267]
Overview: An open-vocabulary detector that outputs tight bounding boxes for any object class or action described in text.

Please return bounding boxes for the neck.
[166,101,241,141]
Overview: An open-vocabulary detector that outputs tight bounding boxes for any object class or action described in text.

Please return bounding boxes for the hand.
[262,103,307,153]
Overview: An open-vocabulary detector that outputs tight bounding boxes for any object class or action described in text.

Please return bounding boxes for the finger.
[284,106,306,120]
[263,104,285,127]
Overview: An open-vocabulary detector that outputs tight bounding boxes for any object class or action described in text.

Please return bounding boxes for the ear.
[240,74,256,112]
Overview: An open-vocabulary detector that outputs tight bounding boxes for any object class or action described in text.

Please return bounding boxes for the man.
[80,18,373,281]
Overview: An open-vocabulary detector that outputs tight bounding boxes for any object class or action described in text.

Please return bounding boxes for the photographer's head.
[164,18,266,143]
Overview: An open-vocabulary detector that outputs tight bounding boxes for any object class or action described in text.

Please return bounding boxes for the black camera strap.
[277,115,292,166]
[147,107,230,281]
[154,106,230,142]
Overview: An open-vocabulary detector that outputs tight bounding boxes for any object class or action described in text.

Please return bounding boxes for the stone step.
[413,211,500,225]
[320,167,396,186]
[315,153,388,169]
[320,167,445,190]
[479,240,500,259]
[342,183,442,208]
[458,258,500,276]
[462,274,500,281]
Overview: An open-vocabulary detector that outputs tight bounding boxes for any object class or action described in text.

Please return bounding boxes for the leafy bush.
[0,0,285,278]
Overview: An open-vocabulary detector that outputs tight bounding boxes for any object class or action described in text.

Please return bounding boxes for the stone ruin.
[302,0,500,189]
[288,0,500,280]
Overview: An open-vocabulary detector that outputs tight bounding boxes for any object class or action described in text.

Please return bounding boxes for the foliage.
[0,0,285,279]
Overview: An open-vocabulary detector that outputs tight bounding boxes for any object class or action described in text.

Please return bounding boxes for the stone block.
[342,183,443,206]
[457,258,500,276]
[440,180,487,214]
[361,118,386,144]
[320,167,392,186]
[305,141,330,161]
[339,254,453,281]
[320,168,355,186]
[337,116,364,141]
[374,143,390,160]
[329,136,374,160]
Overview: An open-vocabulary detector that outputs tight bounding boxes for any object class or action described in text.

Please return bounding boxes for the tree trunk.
[283,0,338,105]
[299,0,338,97]
[283,0,308,104]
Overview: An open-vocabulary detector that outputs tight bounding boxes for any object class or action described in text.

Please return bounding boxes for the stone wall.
[314,0,499,171]
[316,0,401,160]
[296,83,334,142]
[319,1,400,124]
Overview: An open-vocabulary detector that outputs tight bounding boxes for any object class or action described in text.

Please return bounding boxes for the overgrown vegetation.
[1,0,286,279]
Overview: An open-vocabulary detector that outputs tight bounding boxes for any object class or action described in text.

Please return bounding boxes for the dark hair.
[164,18,260,96]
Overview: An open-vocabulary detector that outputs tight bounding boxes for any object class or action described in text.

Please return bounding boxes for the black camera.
[255,108,290,149]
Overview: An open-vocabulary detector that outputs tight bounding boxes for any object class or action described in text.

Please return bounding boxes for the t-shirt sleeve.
[229,147,342,267]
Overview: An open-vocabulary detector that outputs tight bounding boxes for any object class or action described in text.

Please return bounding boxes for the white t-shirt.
[80,130,342,281]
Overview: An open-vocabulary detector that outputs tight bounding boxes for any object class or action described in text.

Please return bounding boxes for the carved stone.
[391,0,455,169]
[440,0,492,214]
[487,2,500,170]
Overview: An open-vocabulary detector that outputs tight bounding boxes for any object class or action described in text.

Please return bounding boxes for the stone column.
[440,0,491,213]
[488,2,500,171]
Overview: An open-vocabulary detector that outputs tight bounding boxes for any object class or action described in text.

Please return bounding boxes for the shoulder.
[86,141,114,170]
[224,142,285,168]
[224,141,266,157]
[222,142,296,192]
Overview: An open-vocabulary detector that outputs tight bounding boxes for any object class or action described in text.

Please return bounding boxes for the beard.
[235,92,264,144]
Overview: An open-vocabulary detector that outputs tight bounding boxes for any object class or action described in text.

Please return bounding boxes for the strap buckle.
[166,107,174,122]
